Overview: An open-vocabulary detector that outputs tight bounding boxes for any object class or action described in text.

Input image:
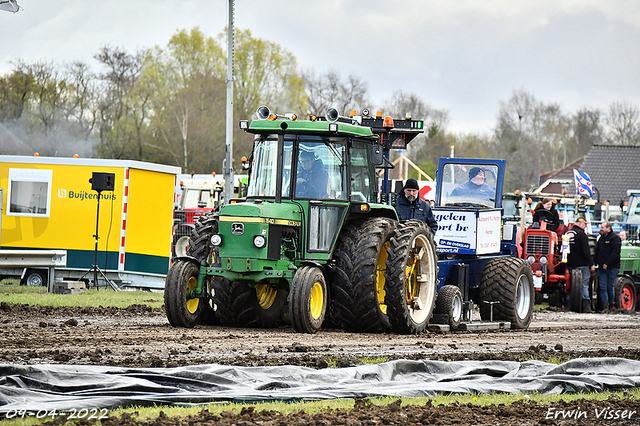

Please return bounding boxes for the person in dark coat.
[565,217,594,312]
[449,167,495,205]
[296,150,329,198]
[594,221,622,313]
[532,197,561,232]
[394,178,438,234]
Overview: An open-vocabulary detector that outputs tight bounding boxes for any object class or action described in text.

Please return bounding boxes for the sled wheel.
[290,266,327,334]
[568,269,583,313]
[434,285,463,330]
[479,257,534,329]
[164,260,203,328]
[384,221,438,334]
[212,279,287,328]
[332,218,397,332]
[614,276,636,313]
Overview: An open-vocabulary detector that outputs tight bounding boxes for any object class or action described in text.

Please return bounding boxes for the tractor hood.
[218,201,302,226]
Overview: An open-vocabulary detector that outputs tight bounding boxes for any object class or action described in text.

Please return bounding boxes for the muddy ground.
[2,302,640,424]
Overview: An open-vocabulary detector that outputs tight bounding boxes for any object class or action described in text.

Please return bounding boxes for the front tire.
[290,266,327,334]
[569,269,583,313]
[164,260,203,328]
[614,276,636,313]
[384,221,438,334]
[434,285,463,330]
[479,257,534,329]
[212,279,287,328]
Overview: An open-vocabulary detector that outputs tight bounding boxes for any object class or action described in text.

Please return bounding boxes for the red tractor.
[520,197,597,311]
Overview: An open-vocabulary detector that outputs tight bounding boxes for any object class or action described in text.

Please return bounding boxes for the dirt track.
[2,302,640,367]
[2,302,640,425]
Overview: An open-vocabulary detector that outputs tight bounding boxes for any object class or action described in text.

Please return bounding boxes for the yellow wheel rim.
[403,234,437,323]
[186,275,200,314]
[405,259,418,304]
[310,281,324,320]
[377,241,390,314]
[256,283,277,310]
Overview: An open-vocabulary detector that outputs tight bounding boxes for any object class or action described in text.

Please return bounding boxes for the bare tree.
[302,69,369,117]
[604,101,640,145]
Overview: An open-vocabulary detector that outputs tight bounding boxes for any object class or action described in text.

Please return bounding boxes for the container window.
[7,169,53,217]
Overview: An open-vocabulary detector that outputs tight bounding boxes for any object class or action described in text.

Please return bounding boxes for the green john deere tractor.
[164,107,437,334]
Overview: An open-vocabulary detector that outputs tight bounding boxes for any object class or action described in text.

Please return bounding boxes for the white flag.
[0,0,21,13]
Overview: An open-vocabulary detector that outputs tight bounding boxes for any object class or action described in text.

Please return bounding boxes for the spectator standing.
[594,221,622,313]
[395,178,438,234]
[565,217,594,313]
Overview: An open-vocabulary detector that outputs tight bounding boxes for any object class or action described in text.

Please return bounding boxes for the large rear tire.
[290,266,327,334]
[164,260,203,328]
[614,276,636,313]
[569,269,583,313]
[332,218,397,332]
[187,212,219,265]
[479,257,534,329]
[434,285,463,330]
[384,221,438,334]
[212,279,287,328]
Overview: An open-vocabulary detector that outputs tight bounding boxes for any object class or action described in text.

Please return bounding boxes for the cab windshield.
[440,163,499,208]
[246,136,348,201]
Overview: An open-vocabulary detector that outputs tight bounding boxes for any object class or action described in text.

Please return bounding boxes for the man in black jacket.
[594,221,622,313]
[566,217,594,312]
[394,178,438,234]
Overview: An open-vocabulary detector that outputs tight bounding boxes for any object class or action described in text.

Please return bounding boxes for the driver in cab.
[450,166,495,205]
[296,150,329,198]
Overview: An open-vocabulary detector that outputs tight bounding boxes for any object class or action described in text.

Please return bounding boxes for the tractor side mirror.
[372,145,383,166]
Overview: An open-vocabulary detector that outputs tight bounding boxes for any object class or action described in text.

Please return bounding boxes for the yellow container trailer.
[0,155,180,290]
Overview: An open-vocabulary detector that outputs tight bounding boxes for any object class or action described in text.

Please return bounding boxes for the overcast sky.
[1,0,639,134]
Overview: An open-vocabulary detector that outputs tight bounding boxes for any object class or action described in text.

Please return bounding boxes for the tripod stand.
[79,190,119,291]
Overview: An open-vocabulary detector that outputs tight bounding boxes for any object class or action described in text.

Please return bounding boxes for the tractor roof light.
[239,120,249,130]
[362,108,371,117]
[405,113,411,120]
[329,122,338,132]
[383,116,394,128]
[376,111,383,118]
[211,234,223,247]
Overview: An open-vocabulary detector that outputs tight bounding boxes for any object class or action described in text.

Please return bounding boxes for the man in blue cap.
[394,178,438,234]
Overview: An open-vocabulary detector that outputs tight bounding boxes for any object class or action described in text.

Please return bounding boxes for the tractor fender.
[299,260,325,272]
[172,255,201,268]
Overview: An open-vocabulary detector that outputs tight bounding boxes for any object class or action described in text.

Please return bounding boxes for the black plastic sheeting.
[1,358,640,413]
